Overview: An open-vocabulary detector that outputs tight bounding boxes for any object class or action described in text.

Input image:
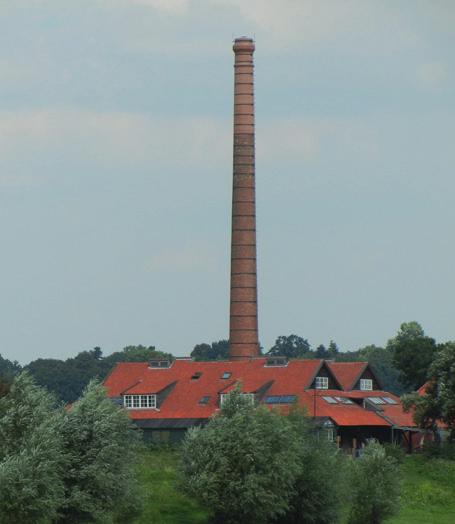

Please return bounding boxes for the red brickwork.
[229,37,259,359]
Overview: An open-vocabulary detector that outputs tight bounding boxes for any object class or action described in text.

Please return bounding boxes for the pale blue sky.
[1,1,454,363]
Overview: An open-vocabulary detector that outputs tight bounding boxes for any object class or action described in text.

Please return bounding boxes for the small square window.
[315,376,329,390]
[360,379,373,391]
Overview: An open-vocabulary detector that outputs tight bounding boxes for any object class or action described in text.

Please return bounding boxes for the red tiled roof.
[326,362,368,390]
[299,391,390,426]
[103,357,414,428]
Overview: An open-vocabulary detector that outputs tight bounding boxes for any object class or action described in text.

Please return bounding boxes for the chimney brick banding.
[229,36,260,360]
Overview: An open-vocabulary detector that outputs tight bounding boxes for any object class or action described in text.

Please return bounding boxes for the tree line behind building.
[0,321,440,403]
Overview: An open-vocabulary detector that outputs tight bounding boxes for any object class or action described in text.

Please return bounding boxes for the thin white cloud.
[0,108,378,187]
[0,109,231,185]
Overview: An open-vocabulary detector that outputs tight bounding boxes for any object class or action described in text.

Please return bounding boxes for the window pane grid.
[360,379,373,391]
[123,394,156,409]
[315,376,328,390]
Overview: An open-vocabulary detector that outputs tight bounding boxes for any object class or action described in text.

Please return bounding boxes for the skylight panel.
[265,396,281,404]
[368,397,385,405]
[198,395,210,404]
[221,372,232,379]
[279,395,297,403]
[383,397,397,405]
[322,396,337,404]
[191,372,203,380]
[264,395,297,404]
[335,396,353,404]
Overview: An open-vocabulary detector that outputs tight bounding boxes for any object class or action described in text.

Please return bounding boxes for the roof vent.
[265,357,288,367]
[149,359,172,369]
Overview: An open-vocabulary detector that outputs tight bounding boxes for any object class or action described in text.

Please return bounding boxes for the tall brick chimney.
[229,37,260,360]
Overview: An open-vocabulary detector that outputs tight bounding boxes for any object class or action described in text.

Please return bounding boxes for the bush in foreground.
[0,373,141,523]
[57,380,142,523]
[0,372,65,523]
[348,441,401,524]
[274,411,345,524]
[180,391,346,524]
[180,391,301,524]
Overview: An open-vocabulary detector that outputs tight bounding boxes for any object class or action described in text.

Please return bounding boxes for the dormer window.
[124,394,156,409]
[360,379,373,391]
[265,357,288,367]
[315,376,329,390]
[149,360,172,369]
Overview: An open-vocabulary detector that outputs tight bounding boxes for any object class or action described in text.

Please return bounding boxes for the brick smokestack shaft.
[229,37,260,360]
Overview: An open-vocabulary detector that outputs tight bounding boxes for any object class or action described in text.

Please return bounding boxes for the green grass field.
[132,449,455,524]
[385,456,455,524]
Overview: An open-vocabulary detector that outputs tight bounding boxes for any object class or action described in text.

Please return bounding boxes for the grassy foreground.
[385,455,455,524]
[132,449,455,524]
[132,448,211,524]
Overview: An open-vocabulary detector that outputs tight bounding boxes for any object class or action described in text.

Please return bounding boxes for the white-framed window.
[123,394,157,409]
[315,376,329,390]
[360,379,373,391]
[220,393,255,407]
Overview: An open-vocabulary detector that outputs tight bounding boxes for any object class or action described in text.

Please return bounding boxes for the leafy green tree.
[0,353,21,383]
[275,410,345,524]
[388,322,437,390]
[0,372,65,523]
[57,380,141,523]
[27,345,173,403]
[327,340,340,358]
[348,441,401,524]
[105,345,173,365]
[191,339,230,361]
[358,345,404,395]
[402,342,455,440]
[267,335,313,359]
[315,344,328,358]
[180,390,300,524]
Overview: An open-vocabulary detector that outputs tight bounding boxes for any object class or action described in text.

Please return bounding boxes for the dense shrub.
[383,442,406,464]
[57,380,142,523]
[423,441,455,461]
[274,412,345,524]
[0,372,65,523]
[180,390,301,524]
[348,441,401,524]
[0,373,141,523]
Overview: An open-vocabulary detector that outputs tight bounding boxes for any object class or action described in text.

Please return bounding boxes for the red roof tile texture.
[326,362,367,390]
[104,357,415,429]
